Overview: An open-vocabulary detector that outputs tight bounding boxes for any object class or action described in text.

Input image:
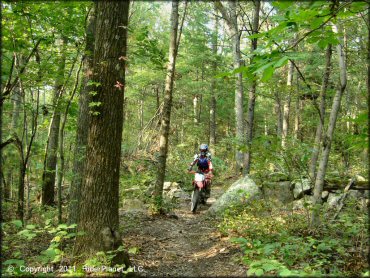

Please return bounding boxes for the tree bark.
[74,2,130,266]
[311,23,347,227]
[309,44,332,180]
[41,38,66,206]
[154,0,179,211]
[209,8,217,153]
[275,92,283,137]
[243,0,260,175]
[215,0,244,171]
[282,61,294,148]
[68,7,95,225]
[368,3,370,161]
[57,58,83,224]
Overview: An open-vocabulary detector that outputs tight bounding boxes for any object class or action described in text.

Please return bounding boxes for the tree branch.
[1,38,42,104]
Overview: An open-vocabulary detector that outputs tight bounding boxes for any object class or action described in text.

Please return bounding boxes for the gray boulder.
[292,195,314,210]
[293,178,312,199]
[163,181,190,200]
[167,188,190,200]
[208,176,262,215]
[321,191,329,200]
[262,181,294,204]
[120,199,147,217]
[326,193,343,209]
[163,181,180,191]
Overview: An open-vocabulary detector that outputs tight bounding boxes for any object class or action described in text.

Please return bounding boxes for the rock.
[293,195,314,210]
[355,175,366,182]
[163,182,180,191]
[262,181,294,204]
[321,191,329,200]
[363,190,370,198]
[208,176,262,215]
[326,193,342,209]
[120,199,147,217]
[293,179,312,199]
[122,198,146,210]
[347,190,363,200]
[166,188,190,200]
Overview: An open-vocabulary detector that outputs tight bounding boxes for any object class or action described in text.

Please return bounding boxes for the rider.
[187,144,213,198]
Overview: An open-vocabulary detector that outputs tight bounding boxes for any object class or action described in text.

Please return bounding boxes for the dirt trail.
[121,185,246,277]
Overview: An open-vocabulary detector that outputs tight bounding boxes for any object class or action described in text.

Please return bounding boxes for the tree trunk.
[311,23,347,227]
[243,0,260,175]
[57,58,83,224]
[368,3,370,160]
[309,44,332,180]
[275,92,283,137]
[282,61,294,148]
[231,0,244,171]
[209,9,217,152]
[209,11,218,153]
[215,0,244,171]
[154,0,179,211]
[68,7,95,225]
[41,38,66,206]
[74,2,130,266]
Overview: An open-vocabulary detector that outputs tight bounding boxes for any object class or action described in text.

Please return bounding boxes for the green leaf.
[128,247,139,254]
[11,220,23,228]
[279,269,293,276]
[274,56,289,68]
[255,268,264,276]
[261,66,274,82]
[26,224,36,230]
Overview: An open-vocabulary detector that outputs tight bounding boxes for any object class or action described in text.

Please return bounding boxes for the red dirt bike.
[188,170,212,213]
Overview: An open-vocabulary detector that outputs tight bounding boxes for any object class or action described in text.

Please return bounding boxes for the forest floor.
[121,183,247,277]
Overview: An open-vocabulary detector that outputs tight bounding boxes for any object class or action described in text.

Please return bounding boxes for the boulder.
[262,181,294,204]
[293,179,312,199]
[326,193,343,209]
[163,182,180,191]
[355,175,366,182]
[363,190,370,198]
[166,188,190,200]
[321,191,329,200]
[347,190,363,201]
[120,199,147,217]
[208,176,262,215]
[292,195,314,210]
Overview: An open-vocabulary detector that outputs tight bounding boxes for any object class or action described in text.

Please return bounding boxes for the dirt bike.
[188,170,212,213]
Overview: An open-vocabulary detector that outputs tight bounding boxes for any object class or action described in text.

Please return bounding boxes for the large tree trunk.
[311,23,347,227]
[41,38,66,206]
[309,44,332,180]
[154,0,179,211]
[74,2,130,266]
[68,7,95,225]
[243,0,260,175]
[209,8,218,153]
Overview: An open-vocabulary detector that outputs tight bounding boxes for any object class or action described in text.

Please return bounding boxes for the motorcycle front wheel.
[191,188,200,213]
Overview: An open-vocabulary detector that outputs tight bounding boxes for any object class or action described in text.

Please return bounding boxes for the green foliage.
[220,199,369,276]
